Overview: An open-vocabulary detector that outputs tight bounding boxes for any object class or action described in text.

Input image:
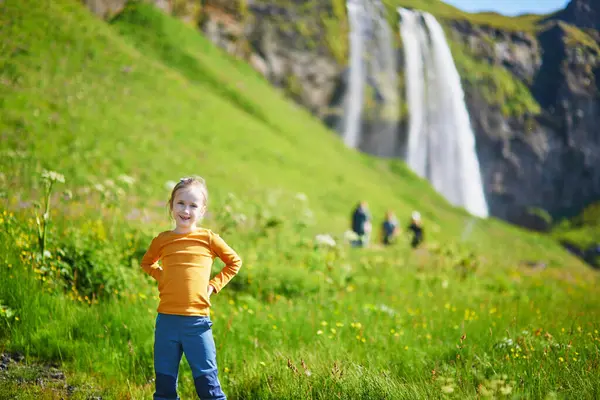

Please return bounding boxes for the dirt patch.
[0,352,102,399]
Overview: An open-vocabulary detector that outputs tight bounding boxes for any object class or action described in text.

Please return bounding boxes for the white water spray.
[398,8,489,218]
[343,0,367,149]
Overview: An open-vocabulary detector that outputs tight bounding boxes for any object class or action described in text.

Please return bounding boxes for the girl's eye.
[191,204,198,208]
[177,201,184,205]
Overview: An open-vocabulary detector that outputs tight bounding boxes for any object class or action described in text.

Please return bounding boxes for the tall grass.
[1,197,599,398]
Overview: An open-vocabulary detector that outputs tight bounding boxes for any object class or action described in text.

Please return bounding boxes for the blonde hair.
[168,176,208,211]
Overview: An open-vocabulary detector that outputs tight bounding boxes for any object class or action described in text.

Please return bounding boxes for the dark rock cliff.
[554,0,600,31]
[449,16,600,228]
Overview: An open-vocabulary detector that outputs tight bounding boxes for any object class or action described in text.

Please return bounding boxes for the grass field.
[0,1,599,398]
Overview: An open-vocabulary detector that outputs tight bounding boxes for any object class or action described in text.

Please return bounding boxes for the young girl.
[141,176,242,400]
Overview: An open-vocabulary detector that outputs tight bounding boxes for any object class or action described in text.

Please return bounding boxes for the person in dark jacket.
[381,210,398,246]
[351,201,371,247]
[408,211,424,248]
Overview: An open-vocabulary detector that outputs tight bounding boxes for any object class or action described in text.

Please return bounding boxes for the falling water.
[342,0,367,149]
[398,8,489,218]
[398,9,428,175]
[342,0,399,154]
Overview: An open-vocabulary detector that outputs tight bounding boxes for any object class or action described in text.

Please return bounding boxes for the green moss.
[295,20,312,37]
[552,225,598,251]
[481,34,496,48]
[560,22,600,53]
[450,41,541,119]
[551,202,600,251]
[245,0,349,64]
[322,1,349,65]
[170,0,201,24]
[463,12,545,33]
[238,0,249,17]
[285,73,303,98]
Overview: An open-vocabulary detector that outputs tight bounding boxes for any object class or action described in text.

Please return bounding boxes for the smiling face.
[170,185,206,233]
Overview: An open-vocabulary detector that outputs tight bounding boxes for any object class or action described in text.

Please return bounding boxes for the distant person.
[381,210,399,246]
[351,200,372,247]
[408,211,424,248]
[141,176,242,400]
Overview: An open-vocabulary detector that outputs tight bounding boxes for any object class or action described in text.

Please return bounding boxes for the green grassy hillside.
[552,202,600,267]
[0,1,599,398]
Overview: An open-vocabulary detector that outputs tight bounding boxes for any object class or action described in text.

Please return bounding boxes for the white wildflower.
[234,213,247,224]
[117,174,135,186]
[344,230,359,242]
[441,385,454,394]
[500,385,513,395]
[315,234,336,248]
[41,170,65,183]
[303,208,314,222]
[295,192,308,202]
[377,304,396,317]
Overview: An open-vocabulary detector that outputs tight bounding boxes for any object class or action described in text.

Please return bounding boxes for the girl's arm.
[209,231,242,293]
[140,236,163,281]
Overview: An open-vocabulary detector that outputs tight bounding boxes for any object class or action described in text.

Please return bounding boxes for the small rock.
[49,370,66,380]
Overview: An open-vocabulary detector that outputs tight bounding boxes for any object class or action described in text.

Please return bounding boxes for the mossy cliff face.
[83,0,170,18]
[448,15,600,227]
[200,0,346,121]
[83,0,600,228]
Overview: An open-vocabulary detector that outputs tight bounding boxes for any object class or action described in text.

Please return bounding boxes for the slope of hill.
[552,202,600,267]
[1,1,599,398]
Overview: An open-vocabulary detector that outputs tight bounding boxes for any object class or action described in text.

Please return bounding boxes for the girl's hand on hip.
[207,284,215,297]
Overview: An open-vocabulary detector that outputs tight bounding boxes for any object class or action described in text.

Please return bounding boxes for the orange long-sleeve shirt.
[140,228,242,316]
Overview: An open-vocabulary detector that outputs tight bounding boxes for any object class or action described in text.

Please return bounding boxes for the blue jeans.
[154,313,226,400]
[351,233,369,248]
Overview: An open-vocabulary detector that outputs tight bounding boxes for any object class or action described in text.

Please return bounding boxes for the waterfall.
[342,0,367,149]
[398,8,489,218]
[398,9,428,175]
[342,0,399,154]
